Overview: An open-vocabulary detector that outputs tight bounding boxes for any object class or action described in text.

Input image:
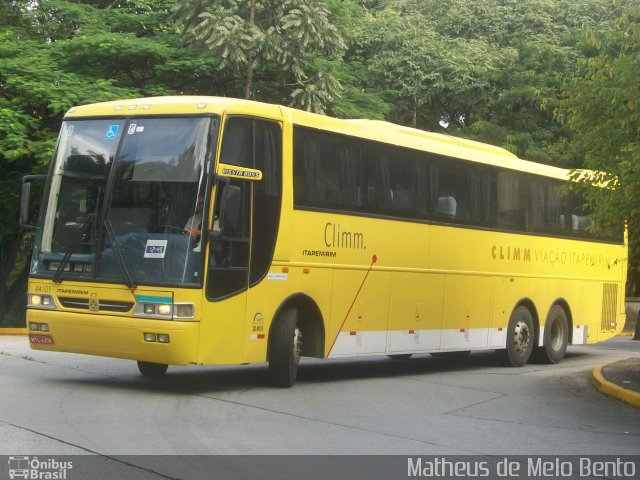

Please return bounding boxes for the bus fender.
[268,293,325,359]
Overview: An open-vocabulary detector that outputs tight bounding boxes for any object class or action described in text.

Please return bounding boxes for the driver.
[184,195,205,251]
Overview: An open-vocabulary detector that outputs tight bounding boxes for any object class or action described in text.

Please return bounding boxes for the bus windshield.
[31,116,216,287]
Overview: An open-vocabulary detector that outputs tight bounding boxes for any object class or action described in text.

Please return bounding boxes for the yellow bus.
[23,96,627,387]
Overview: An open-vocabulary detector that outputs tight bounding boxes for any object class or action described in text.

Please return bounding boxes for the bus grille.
[58,297,134,313]
[601,283,618,331]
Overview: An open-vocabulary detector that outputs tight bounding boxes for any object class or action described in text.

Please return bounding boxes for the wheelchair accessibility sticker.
[104,124,120,140]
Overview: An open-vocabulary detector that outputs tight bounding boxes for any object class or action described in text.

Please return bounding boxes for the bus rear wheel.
[269,309,302,388]
[498,306,534,367]
[535,305,568,364]
[137,361,168,377]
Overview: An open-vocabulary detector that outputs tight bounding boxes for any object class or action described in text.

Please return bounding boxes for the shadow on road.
[41,347,596,395]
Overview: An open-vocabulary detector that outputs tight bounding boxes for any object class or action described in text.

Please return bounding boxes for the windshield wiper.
[103,219,137,289]
[53,214,96,284]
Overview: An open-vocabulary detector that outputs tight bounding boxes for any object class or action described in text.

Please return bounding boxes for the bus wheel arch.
[535,301,570,364]
[267,294,325,387]
[498,299,538,367]
[268,294,325,360]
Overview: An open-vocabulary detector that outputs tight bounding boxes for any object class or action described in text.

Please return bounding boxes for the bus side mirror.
[20,175,47,231]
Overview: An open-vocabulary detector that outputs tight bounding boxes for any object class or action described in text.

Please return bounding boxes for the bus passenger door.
[200,115,283,366]
[201,178,251,365]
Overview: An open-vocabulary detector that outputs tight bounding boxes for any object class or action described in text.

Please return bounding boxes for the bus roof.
[65,96,573,181]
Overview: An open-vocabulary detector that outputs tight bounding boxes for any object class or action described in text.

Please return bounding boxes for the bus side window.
[432,160,480,223]
[386,148,426,219]
[366,152,392,213]
[496,170,526,230]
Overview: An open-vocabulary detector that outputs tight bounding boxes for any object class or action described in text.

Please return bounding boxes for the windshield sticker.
[144,239,168,259]
[127,124,145,135]
[104,124,120,140]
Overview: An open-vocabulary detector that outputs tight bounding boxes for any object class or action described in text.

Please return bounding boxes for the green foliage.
[341,0,625,162]
[173,0,346,111]
[557,2,640,267]
[0,0,220,243]
[0,0,638,278]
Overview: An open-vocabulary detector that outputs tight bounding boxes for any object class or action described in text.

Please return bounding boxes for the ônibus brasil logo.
[7,457,73,480]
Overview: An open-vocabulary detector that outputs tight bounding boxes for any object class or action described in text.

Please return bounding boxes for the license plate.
[29,334,54,345]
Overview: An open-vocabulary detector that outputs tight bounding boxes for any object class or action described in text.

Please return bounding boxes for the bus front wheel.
[269,308,302,388]
[137,361,168,377]
[535,305,568,364]
[498,306,534,367]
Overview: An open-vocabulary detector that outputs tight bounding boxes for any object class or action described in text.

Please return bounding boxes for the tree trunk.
[244,55,255,99]
[243,0,257,99]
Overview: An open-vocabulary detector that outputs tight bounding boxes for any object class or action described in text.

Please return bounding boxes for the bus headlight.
[135,301,194,320]
[29,322,50,332]
[27,293,56,309]
[143,304,156,315]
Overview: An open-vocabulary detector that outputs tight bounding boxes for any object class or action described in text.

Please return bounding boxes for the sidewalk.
[592,357,640,408]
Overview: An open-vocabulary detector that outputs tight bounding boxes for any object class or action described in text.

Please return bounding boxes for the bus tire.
[498,305,534,367]
[137,361,168,377]
[535,305,568,364]
[269,308,302,388]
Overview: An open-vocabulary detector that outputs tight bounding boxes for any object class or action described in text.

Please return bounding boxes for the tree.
[0,0,221,325]
[172,0,346,112]
[557,2,640,283]
[346,0,625,161]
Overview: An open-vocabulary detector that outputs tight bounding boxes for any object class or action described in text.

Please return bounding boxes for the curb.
[592,361,640,408]
[0,328,27,335]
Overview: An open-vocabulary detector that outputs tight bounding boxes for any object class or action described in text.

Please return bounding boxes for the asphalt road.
[0,335,638,456]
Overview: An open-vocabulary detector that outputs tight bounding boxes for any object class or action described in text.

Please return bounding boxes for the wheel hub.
[513,320,531,353]
[293,327,302,361]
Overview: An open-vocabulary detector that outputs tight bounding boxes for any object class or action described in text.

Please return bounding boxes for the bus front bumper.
[26,309,200,366]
